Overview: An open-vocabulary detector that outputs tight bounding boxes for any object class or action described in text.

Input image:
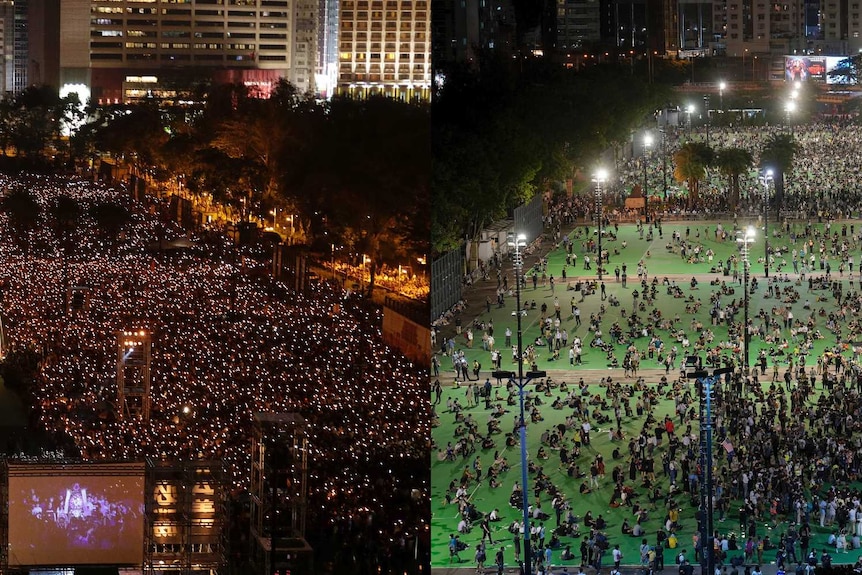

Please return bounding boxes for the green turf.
[431,383,862,569]
[432,220,862,569]
[442,220,858,377]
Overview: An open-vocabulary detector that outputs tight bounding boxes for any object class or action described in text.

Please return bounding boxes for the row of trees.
[0,81,429,297]
[673,133,798,209]
[432,54,672,256]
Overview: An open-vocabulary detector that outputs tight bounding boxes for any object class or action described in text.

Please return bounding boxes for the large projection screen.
[8,463,145,566]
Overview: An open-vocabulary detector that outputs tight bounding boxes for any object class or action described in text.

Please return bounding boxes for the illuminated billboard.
[785,55,857,84]
[8,463,145,566]
[785,56,827,82]
[826,56,858,84]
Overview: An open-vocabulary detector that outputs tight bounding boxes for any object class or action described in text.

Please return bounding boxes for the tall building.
[57,0,318,104]
[316,0,339,97]
[336,0,431,100]
[555,0,600,50]
[722,0,805,55]
[821,0,862,52]
[431,0,516,64]
[0,1,14,94]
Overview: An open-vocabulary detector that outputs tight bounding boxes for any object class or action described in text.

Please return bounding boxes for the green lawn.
[442,220,858,378]
[431,382,862,569]
[432,220,862,569]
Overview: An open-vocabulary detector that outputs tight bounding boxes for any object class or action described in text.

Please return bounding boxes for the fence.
[431,248,464,323]
[514,193,543,244]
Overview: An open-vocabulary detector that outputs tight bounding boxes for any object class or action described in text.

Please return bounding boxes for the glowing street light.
[761,169,774,278]
[686,104,696,138]
[593,169,609,279]
[642,134,653,216]
[785,100,797,133]
[737,225,756,373]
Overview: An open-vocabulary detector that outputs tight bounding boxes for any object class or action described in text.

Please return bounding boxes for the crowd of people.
[433,117,862,572]
[0,173,426,570]
[612,120,862,221]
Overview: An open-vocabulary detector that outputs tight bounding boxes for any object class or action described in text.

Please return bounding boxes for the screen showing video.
[8,464,145,566]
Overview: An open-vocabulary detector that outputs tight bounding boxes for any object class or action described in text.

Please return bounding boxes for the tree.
[205,80,314,216]
[90,201,130,255]
[51,196,81,314]
[7,85,63,163]
[760,133,798,211]
[1,187,41,257]
[673,142,713,207]
[291,95,429,296]
[430,56,667,256]
[95,103,169,168]
[714,147,753,211]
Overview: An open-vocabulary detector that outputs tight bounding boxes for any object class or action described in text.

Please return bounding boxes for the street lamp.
[684,359,733,575]
[496,232,547,575]
[703,95,711,146]
[785,100,797,133]
[737,225,756,374]
[660,127,668,199]
[593,169,608,280]
[686,104,696,139]
[761,169,774,278]
[719,80,726,110]
[642,133,653,217]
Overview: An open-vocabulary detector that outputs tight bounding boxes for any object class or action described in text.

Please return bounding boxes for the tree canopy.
[432,55,669,255]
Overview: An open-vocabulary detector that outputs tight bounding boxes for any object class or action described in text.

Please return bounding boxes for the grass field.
[432,220,862,569]
[438,220,860,379]
[431,381,862,569]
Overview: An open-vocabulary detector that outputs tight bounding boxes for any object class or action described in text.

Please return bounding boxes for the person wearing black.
[481,516,494,544]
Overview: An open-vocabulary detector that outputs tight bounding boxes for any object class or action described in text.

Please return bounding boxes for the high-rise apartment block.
[336,0,431,101]
[722,0,805,55]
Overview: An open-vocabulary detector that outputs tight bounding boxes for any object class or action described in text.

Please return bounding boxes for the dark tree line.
[432,54,671,256]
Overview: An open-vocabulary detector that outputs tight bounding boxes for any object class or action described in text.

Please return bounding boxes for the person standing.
[613,544,623,568]
[513,530,521,563]
[476,542,487,572]
[496,547,505,575]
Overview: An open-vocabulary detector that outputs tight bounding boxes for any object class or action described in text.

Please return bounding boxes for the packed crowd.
[614,120,862,220]
[434,122,862,568]
[435,365,862,574]
[0,173,427,564]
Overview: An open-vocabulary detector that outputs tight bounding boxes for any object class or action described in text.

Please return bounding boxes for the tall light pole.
[660,127,667,199]
[737,226,756,374]
[761,169,774,278]
[643,133,653,218]
[703,95,711,146]
[495,232,546,574]
[686,104,696,139]
[785,99,797,134]
[593,169,608,280]
[719,80,726,110]
[684,360,732,575]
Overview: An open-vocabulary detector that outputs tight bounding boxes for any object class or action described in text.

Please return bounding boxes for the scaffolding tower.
[145,459,229,575]
[250,413,312,574]
[116,330,152,420]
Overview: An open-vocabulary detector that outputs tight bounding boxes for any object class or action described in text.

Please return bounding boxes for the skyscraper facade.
[336,0,431,100]
[57,0,317,103]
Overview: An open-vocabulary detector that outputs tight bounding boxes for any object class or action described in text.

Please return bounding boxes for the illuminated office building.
[58,0,317,103]
[336,0,430,101]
